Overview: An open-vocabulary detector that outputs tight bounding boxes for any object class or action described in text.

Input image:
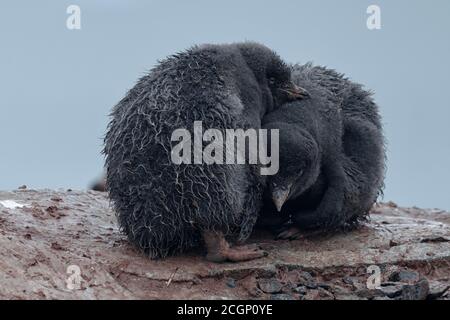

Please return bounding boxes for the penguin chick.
[104,42,308,262]
[261,79,346,231]
[262,117,321,213]
[262,63,385,236]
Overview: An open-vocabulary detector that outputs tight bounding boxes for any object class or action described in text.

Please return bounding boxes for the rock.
[389,240,399,247]
[421,237,449,243]
[427,281,450,300]
[270,293,296,300]
[372,296,395,300]
[318,283,331,290]
[303,282,318,289]
[293,286,307,295]
[299,271,314,280]
[225,278,236,289]
[400,279,430,300]
[300,288,334,300]
[297,271,318,289]
[442,289,450,299]
[318,288,334,300]
[302,289,321,300]
[50,242,64,251]
[356,289,384,299]
[257,279,283,294]
[240,276,260,297]
[335,294,367,300]
[342,276,354,285]
[0,190,449,300]
[389,270,420,283]
[386,201,398,208]
[379,283,403,298]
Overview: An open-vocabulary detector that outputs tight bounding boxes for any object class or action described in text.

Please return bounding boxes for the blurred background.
[0,0,449,209]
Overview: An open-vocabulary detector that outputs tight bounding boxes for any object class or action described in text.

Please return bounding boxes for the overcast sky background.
[0,0,449,210]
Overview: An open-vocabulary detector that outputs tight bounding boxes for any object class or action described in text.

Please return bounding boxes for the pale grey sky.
[0,0,449,209]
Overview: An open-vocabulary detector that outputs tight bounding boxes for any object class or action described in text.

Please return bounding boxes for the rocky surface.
[0,189,449,300]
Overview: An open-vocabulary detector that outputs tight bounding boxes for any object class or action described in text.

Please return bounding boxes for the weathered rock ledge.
[0,189,449,300]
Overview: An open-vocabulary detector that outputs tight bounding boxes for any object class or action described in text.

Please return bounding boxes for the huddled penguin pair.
[103,43,309,262]
[260,63,385,237]
[104,42,385,262]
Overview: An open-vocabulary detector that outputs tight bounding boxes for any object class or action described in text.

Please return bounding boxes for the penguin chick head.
[265,122,320,212]
[236,42,310,110]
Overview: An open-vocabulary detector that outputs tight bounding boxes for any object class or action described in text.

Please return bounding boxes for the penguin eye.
[294,170,304,183]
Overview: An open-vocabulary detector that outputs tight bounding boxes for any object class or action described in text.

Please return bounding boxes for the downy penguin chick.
[104,43,308,262]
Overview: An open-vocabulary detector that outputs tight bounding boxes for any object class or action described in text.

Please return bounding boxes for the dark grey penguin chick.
[103,43,308,262]
[260,63,385,237]
[260,70,346,232]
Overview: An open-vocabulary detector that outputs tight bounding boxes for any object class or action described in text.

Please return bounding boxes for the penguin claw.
[206,245,268,263]
[234,243,262,251]
[276,226,304,240]
[224,246,268,262]
[203,230,267,263]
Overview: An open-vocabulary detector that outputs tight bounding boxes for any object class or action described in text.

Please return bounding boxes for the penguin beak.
[282,83,310,101]
[272,184,292,212]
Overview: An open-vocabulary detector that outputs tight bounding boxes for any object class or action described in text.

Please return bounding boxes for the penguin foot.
[207,245,268,263]
[276,226,304,240]
[276,226,323,240]
[203,230,267,263]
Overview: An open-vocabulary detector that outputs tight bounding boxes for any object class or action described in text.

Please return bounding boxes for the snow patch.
[0,200,26,209]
